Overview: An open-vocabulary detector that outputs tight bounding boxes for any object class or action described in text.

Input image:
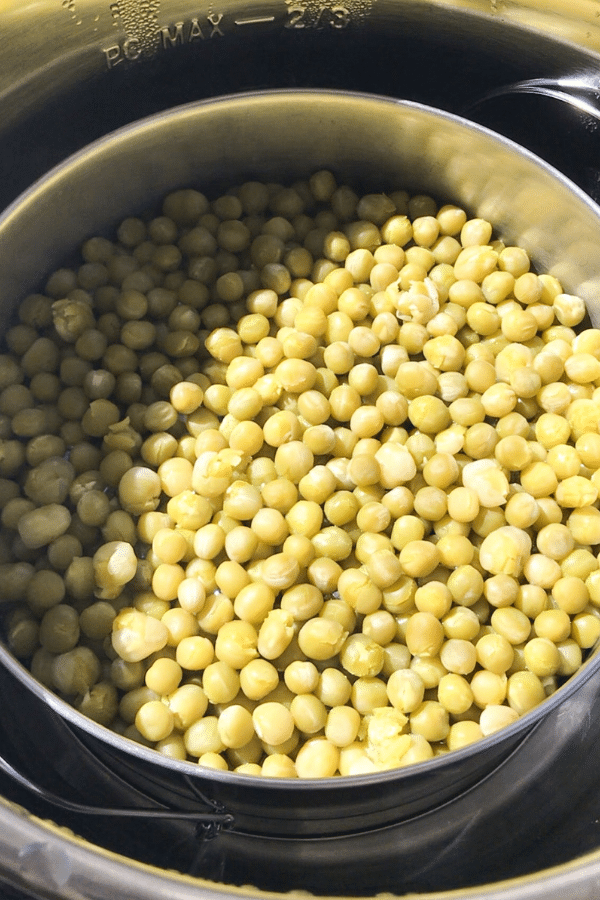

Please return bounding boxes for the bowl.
[1,88,600,894]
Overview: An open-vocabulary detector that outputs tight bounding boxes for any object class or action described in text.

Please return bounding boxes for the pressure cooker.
[3,3,600,899]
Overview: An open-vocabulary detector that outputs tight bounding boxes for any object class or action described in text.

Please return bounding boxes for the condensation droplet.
[59,0,82,25]
[109,0,161,54]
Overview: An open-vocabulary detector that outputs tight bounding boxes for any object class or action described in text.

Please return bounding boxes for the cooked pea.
[440,635,478,674]
[437,673,473,715]
[168,684,208,731]
[77,681,119,726]
[410,700,449,742]
[298,617,347,661]
[386,668,425,713]
[77,489,111,527]
[118,466,162,515]
[506,670,546,714]
[145,657,182,696]
[93,541,137,600]
[79,602,116,640]
[6,608,39,658]
[476,633,514,674]
[257,608,295,660]
[470,669,507,708]
[252,702,295,747]
[202,661,240,705]
[405,612,444,657]
[447,721,483,751]
[112,608,169,662]
[283,660,319,695]
[18,504,71,549]
[52,646,101,696]
[39,604,80,654]
[217,705,255,749]
[135,700,175,742]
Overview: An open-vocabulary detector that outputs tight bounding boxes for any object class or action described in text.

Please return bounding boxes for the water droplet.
[110,0,161,55]
[60,0,81,24]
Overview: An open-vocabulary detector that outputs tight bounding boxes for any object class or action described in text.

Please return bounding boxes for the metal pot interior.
[4,1,600,214]
[4,89,600,308]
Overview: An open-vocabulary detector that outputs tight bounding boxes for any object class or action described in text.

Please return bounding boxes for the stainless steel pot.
[4,3,600,899]
[1,87,600,897]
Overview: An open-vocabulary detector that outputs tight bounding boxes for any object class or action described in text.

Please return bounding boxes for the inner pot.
[1,89,600,893]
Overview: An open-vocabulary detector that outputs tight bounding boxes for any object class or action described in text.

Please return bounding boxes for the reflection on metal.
[467,75,600,125]
[1,0,600,97]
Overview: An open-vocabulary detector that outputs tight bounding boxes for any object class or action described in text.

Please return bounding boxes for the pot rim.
[4,86,600,221]
[1,634,598,792]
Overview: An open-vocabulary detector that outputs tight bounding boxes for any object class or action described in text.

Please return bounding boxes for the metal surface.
[3,643,600,896]
[3,2,600,898]
[4,88,600,307]
[2,87,600,897]
[3,1,600,210]
[467,75,600,124]
[3,793,600,900]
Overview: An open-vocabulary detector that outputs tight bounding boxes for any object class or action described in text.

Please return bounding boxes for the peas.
[17,504,71,549]
[4,170,600,779]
